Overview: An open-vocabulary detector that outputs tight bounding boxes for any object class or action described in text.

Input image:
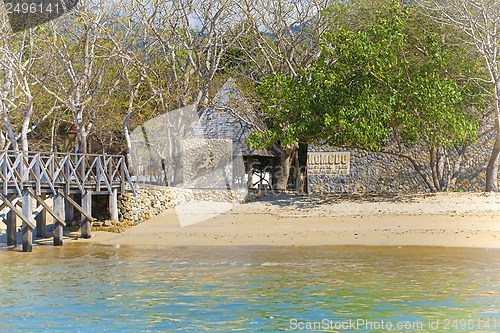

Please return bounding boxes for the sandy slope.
[77,192,500,248]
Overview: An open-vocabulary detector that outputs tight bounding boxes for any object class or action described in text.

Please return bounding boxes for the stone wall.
[182,139,234,188]
[308,131,499,194]
[117,185,247,225]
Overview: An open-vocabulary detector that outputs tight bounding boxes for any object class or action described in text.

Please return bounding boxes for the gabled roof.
[198,78,280,158]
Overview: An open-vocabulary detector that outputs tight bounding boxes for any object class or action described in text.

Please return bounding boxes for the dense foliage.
[249,1,487,191]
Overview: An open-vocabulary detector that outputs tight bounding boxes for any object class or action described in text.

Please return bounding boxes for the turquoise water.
[0,245,498,332]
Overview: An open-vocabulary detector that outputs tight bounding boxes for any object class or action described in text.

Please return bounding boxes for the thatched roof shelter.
[198,78,280,159]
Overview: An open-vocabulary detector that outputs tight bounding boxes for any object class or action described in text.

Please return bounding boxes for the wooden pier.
[0,151,135,252]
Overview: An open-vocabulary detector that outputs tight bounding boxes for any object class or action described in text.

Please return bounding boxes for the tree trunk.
[124,112,133,169]
[171,138,184,186]
[4,117,18,151]
[430,147,441,191]
[50,118,57,152]
[485,132,500,191]
[0,130,6,150]
[436,148,445,188]
[448,145,467,190]
[122,70,142,172]
[276,144,297,191]
[21,117,30,153]
[77,129,88,154]
[403,154,438,192]
[485,82,500,192]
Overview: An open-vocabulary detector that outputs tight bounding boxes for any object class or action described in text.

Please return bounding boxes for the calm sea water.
[0,245,498,332]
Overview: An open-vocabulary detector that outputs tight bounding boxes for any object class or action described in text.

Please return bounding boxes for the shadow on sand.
[252,192,425,209]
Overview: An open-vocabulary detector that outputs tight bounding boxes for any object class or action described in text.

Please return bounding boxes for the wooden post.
[109,188,118,222]
[294,150,300,191]
[65,195,75,226]
[6,209,16,247]
[271,158,277,191]
[246,157,254,189]
[81,191,92,239]
[120,157,126,194]
[35,192,47,238]
[259,164,263,190]
[21,189,33,252]
[2,153,8,195]
[53,192,64,246]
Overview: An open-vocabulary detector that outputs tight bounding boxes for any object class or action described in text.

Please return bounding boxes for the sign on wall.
[307,152,350,175]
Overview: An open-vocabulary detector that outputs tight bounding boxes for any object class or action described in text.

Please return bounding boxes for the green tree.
[419,0,500,191]
[250,1,486,192]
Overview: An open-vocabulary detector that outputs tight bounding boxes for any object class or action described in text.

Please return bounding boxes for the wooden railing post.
[64,155,70,194]
[120,157,125,194]
[107,156,112,182]
[50,154,55,186]
[2,153,7,195]
[18,153,24,188]
[79,154,85,187]
[34,153,41,195]
[95,157,101,192]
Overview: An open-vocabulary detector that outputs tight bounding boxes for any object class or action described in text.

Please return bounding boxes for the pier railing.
[0,151,135,196]
[0,150,136,251]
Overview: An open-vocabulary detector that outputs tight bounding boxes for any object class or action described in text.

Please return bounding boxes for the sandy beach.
[73,192,500,249]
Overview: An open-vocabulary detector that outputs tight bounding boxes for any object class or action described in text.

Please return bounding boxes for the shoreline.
[1,192,499,250]
[78,213,500,249]
[73,192,500,249]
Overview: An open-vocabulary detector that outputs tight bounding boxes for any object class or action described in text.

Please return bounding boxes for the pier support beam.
[109,189,118,222]
[21,189,33,252]
[65,195,75,226]
[53,193,64,246]
[6,210,16,247]
[35,193,47,238]
[81,191,92,239]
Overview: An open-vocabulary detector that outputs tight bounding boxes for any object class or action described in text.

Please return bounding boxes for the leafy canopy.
[249,1,483,152]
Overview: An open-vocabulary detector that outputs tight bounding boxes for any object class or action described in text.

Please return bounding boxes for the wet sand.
[77,192,500,249]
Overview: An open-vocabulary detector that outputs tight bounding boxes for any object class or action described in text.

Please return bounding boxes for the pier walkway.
[0,150,135,252]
